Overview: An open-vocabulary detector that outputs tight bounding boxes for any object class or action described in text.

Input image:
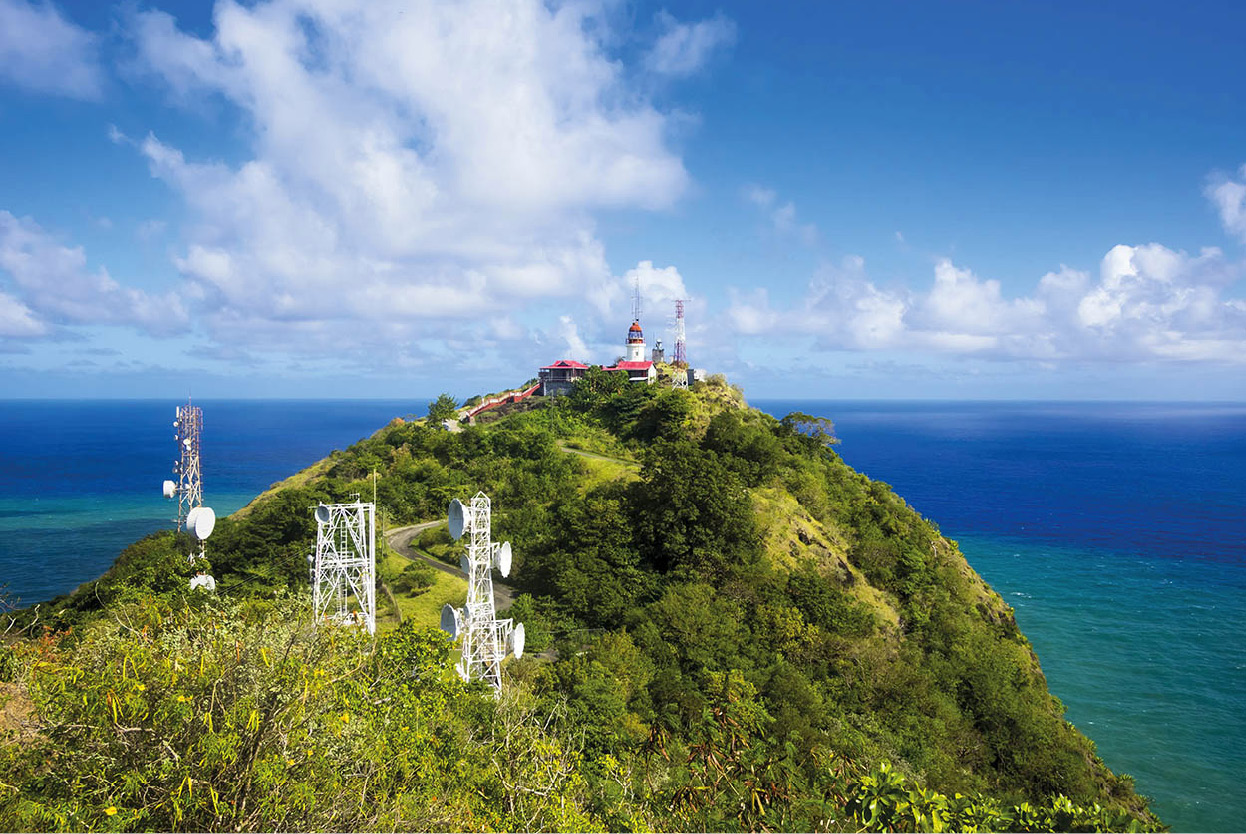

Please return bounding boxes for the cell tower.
[163,399,203,530]
[440,492,525,692]
[312,499,377,634]
[672,299,689,388]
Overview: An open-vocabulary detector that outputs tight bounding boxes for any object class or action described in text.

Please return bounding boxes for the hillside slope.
[0,373,1162,832]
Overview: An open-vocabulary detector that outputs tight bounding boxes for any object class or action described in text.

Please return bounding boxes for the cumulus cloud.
[1207,164,1246,243]
[645,11,737,78]
[727,245,1246,363]
[0,211,188,337]
[744,185,818,246]
[0,0,103,99]
[126,0,693,367]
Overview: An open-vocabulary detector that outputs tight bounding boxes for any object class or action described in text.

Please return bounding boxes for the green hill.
[0,372,1163,832]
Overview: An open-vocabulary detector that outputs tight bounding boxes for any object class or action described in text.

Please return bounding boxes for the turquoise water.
[965,536,1246,831]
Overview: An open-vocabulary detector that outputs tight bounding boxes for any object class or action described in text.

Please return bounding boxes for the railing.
[460,383,541,422]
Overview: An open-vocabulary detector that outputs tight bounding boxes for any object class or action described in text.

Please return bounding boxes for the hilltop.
[0,372,1163,832]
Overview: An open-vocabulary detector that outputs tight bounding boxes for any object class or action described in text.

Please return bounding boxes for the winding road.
[385,521,515,610]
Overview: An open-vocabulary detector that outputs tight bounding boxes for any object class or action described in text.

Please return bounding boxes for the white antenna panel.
[162,480,177,499]
[448,498,466,540]
[512,622,526,659]
[440,603,462,639]
[496,541,512,578]
[193,506,216,540]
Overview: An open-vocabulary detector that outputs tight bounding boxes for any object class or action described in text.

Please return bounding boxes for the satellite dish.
[314,504,331,524]
[162,480,177,499]
[512,622,526,659]
[496,541,512,578]
[193,506,216,540]
[185,506,201,529]
[459,554,470,575]
[440,603,461,639]
[448,498,466,540]
[183,438,192,447]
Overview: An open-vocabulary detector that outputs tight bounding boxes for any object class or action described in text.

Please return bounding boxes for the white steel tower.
[312,499,377,635]
[165,400,203,529]
[441,492,524,692]
[672,299,689,389]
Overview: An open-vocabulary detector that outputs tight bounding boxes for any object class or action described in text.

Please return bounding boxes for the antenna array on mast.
[162,398,216,569]
[311,498,377,634]
[169,400,203,529]
[441,492,524,692]
[672,299,689,388]
[632,274,643,323]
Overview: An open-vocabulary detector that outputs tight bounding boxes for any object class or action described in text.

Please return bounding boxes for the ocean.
[0,397,1242,831]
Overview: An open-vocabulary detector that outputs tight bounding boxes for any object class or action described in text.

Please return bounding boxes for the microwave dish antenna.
[511,622,526,659]
[311,498,377,635]
[495,541,512,578]
[192,506,216,540]
[162,480,177,499]
[438,492,525,693]
[448,498,467,540]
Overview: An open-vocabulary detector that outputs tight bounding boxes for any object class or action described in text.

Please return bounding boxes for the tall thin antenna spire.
[632,274,642,322]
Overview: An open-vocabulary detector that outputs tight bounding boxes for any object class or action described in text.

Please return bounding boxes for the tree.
[427,393,459,423]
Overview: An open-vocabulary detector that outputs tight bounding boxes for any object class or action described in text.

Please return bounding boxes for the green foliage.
[426,393,459,423]
[5,378,1165,832]
[389,561,437,594]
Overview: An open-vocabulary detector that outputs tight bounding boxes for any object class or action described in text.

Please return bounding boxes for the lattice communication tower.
[440,492,524,692]
[312,498,377,635]
[165,400,203,529]
[672,299,690,388]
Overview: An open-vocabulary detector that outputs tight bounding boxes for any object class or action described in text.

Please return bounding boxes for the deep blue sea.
[0,398,1242,831]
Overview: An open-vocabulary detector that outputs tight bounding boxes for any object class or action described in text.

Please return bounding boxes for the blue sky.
[1,0,1244,399]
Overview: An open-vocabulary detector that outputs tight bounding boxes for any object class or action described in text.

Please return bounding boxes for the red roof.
[540,359,589,370]
[609,360,653,371]
[628,321,643,332]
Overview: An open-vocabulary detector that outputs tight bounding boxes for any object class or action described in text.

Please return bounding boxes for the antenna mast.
[441,492,524,692]
[170,399,203,529]
[632,274,642,323]
[672,299,689,388]
[312,498,377,635]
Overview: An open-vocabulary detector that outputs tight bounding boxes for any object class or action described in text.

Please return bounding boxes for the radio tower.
[441,492,524,692]
[312,498,377,634]
[171,399,202,529]
[672,299,689,388]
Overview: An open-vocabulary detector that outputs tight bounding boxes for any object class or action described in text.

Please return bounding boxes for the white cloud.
[645,11,737,78]
[557,314,588,360]
[1207,164,1246,243]
[726,244,1246,363]
[0,289,44,337]
[0,211,188,337]
[0,0,103,99]
[128,0,693,367]
[744,184,817,246]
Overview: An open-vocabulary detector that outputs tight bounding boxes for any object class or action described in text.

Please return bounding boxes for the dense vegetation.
[0,372,1163,832]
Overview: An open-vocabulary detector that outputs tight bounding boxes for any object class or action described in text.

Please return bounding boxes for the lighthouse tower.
[625,276,645,361]
[626,320,645,361]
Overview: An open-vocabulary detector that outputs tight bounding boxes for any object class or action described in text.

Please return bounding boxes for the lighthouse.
[626,319,645,362]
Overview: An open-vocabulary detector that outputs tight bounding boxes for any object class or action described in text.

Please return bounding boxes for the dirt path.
[385,522,515,611]
[555,443,633,465]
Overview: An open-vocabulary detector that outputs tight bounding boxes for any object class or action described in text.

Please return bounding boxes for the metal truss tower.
[173,400,202,529]
[312,499,377,635]
[672,299,689,388]
[442,492,524,692]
